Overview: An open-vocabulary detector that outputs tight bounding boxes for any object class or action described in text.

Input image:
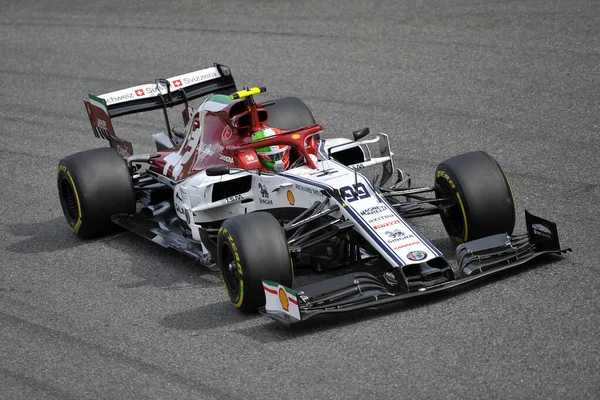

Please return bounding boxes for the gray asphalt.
[1,0,599,399]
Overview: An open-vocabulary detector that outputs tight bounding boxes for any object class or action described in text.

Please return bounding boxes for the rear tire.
[217,212,293,312]
[57,147,135,239]
[435,151,515,245]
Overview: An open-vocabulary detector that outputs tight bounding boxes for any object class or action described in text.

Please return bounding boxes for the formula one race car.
[57,63,571,325]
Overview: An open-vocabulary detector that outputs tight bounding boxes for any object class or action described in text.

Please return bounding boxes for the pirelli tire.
[57,147,136,239]
[435,151,515,245]
[217,212,293,313]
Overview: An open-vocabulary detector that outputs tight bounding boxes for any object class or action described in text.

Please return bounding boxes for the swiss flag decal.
[173,79,183,87]
[135,89,145,97]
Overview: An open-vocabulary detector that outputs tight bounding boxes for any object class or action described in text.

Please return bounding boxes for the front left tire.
[217,212,293,312]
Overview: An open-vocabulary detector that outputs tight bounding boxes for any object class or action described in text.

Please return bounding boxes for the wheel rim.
[222,245,241,298]
[61,178,79,222]
[437,183,465,239]
[442,203,464,237]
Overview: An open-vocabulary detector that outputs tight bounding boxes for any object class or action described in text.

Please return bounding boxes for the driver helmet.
[252,127,290,172]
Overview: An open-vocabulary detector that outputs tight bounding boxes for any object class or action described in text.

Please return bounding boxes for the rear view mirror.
[206,165,230,176]
[353,127,370,141]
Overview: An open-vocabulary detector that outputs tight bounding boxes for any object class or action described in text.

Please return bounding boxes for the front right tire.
[435,151,515,245]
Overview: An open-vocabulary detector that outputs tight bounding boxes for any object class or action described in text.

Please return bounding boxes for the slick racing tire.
[217,212,293,312]
[264,97,316,131]
[435,151,515,245]
[57,147,136,239]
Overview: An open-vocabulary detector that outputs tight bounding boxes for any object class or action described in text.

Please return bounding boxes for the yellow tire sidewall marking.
[226,233,244,308]
[436,170,468,243]
[60,166,83,234]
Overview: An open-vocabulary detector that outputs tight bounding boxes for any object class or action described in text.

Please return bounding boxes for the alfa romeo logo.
[407,250,427,261]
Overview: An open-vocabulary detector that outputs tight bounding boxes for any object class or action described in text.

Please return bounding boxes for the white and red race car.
[57,64,570,325]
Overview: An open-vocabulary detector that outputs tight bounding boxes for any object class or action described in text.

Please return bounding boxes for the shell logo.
[286,190,295,206]
[291,134,301,139]
[278,287,289,311]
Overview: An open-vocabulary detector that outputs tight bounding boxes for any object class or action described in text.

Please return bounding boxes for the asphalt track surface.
[1,1,599,399]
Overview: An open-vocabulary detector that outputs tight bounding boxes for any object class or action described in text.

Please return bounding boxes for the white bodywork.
[173,135,442,268]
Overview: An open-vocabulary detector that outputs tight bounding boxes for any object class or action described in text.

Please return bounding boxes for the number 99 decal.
[340,183,370,202]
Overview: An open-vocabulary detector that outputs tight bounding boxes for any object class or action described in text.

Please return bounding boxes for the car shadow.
[100,233,223,291]
[5,217,86,253]
[160,301,263,331]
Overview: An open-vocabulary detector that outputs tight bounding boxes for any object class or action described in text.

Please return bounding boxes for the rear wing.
[83,63,237,156]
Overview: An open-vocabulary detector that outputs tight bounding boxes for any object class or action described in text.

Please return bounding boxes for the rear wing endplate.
[83,63,237,156]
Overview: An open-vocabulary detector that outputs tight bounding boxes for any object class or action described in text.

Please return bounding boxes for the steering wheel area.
[227,124,323,169]
[228,87,322,169]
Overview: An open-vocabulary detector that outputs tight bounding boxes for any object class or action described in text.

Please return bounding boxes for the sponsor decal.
[145,85,167,95]
[104,92,134,105]
[97,118,107,130]
[114,143,131,157]
[385,229,405,238]
[360,205,388,216]
[135,89,145,97]
[225,195,243,203]
[278,287,289,311]
[222,126,233,141]
[258,183,269,198]
[218,154,234,164]
[367,213,395,223]
[245,153,256,162]
[384,229,414,244]
[407,250,427,261]
[394,241,420,250]
[340,183,370,202]
[173,79,183,87]
[373,220,401,230]
[532,223,552,238]
[182,71,218,85]
[287,190,295,206]
[294,184,323,197]
[257,183,272,204]
[263,281,300,320]
[198,142,215,156]
[436,170,456,189]
[291,134,301,139]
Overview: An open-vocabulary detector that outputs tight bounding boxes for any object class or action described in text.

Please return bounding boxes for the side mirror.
[206,165,230,176]
[353,127,370,141]
[172,127,186,139]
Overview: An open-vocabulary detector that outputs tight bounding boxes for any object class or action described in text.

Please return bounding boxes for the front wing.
[260,211,571,325]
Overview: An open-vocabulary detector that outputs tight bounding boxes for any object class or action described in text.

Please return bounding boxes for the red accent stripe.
[263,286,277,295]
[288,297,298,305]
